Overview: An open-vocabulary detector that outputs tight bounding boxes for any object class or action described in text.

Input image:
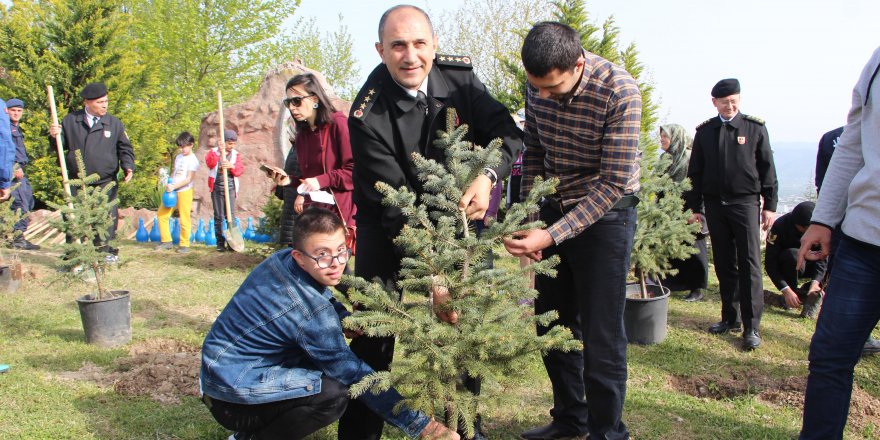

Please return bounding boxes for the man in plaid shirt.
[505,22,641,440]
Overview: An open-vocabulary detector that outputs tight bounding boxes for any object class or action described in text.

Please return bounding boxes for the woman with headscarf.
[659,123,709,301]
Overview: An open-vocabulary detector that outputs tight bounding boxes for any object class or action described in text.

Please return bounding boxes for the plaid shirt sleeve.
[548,86,642,244]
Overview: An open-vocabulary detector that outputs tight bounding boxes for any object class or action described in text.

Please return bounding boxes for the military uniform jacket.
[10,123,28,169]
[765,212,827,290]
[349,56,523,239]
[686,112,778,212]
[51,110,135,183]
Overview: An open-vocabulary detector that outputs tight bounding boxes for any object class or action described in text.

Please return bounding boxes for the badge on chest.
[737,136,746,145]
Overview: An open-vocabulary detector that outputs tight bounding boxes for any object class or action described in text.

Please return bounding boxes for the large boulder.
[193,62,351,222]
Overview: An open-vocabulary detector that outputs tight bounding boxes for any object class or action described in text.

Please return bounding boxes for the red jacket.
[294,111,356,227]
[205,147,244,192]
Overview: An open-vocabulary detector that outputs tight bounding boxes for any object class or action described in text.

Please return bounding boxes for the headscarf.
[660,124,693,183]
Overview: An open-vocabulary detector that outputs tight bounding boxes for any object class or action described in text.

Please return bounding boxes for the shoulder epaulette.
[350,85,380,120]
[696,118,714,130]
[744,114,765,125]
[436,54,474,69]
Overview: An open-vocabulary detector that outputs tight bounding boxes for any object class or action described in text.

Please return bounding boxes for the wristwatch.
[481,168,498,188]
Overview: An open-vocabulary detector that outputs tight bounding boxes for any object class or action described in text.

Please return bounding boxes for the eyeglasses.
[299,248,351,269]
[283,94,315,108]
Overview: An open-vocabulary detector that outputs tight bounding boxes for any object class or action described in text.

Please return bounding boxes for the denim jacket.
[200,249,429,438]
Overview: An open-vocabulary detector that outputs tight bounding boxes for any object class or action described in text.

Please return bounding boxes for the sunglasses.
[283,94,315,108]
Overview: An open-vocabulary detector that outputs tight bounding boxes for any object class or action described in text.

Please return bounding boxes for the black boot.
[12,236,40,250]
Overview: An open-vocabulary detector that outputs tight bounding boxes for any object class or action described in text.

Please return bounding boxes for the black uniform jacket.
[51,109,135,184]
[348,55,523,240]
[765,212,827,291]
[686,112,778,213]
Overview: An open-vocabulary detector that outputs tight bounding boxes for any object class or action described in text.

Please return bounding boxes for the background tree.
[286,15,360,100]
[435,0,548,112]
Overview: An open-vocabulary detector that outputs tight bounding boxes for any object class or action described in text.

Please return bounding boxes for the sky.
[292,0,880,144]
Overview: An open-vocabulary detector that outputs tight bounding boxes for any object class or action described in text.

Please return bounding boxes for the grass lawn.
[1,241,879,439]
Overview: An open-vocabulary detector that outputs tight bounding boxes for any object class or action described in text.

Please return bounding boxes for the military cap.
[80,82,108,100]
[791,201,815,227]
[711,78,741,98]
[223,129,238,141]
[6,98,23,108]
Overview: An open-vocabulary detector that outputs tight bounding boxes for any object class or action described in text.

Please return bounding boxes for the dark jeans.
[67,179,119,255]
[704,199,764,330]
[800,235,880,439]
[10,175,33,232]
[212,182,237,246]
[535,204,636,440]
[204,376,349,440]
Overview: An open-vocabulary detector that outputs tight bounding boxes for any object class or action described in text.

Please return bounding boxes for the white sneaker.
[105,255,119,264]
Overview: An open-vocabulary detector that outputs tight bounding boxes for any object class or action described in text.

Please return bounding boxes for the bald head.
[378,4,433,43]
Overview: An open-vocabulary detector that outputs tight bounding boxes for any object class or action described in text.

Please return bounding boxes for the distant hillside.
[773,142,817,211]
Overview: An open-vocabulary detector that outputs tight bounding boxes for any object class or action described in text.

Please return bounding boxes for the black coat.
[276,143,302,247]
[686,112,778,212]
[51,110,135,183]
[349,56,523,240]
[764,212,827,291]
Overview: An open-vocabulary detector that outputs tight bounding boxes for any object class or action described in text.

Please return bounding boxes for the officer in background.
[342,5,522,440]
[686,78,778,351]
[49,82,135,263]
[5,99,39,250]
[764,201,826,318]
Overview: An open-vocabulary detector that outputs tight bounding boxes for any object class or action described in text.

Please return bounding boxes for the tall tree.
[287,15,359,100]
[435,0,550,112]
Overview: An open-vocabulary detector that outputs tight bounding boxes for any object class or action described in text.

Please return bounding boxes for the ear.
[291,249,306,267]
[375,42,386,64]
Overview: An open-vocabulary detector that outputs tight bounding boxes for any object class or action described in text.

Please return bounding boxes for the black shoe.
[862,338,880,357]
[216,246,227,252]
[459,414,487,440]
[520,423,586,440]
[743,329,761,351]
[12,237,40,250]
[684,289,704,302]
[708,321,742,334]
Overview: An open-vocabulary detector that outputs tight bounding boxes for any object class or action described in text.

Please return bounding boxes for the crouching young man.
[200,207,458,440]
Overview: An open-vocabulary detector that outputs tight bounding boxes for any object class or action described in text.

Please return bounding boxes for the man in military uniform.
[5,99,39,250]
[764,201,826,318]
[49,82,135,262]
[686,78,778,351]
[342,5,522,440]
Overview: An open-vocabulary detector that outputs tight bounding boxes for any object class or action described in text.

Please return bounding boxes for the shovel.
[217,91,244,253]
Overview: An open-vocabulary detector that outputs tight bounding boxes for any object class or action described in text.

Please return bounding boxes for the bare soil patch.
[55,338,201,405]
[670,372,880,430]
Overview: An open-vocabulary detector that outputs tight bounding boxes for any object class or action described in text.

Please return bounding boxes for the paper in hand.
[297,183,336,205]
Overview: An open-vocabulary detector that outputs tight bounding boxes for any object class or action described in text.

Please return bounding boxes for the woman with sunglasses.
[271,73,356,253]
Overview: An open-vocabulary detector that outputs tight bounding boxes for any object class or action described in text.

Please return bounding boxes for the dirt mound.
[55,338,202,405]
[670,372,880,430]
[199,251,264,271]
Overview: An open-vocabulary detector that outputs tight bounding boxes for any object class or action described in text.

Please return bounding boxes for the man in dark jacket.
[49,82,135,261]
[687,78,778,350]
[764,201,826,318]
[5,99,39,250]
[342,5,522,440]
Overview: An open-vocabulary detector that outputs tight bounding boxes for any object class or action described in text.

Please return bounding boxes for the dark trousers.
[10,175,33,232]
[211,182,237,247]
[204,376,349,440]
[768,248,821,296]
[535,204,636,439]
[704,199,764,330]
[800,236,880,439]
[67,179,119,255]
[339,223,480,440]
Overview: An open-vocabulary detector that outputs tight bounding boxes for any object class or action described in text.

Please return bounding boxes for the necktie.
[92,116,100,127]
[416,91,428,116]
